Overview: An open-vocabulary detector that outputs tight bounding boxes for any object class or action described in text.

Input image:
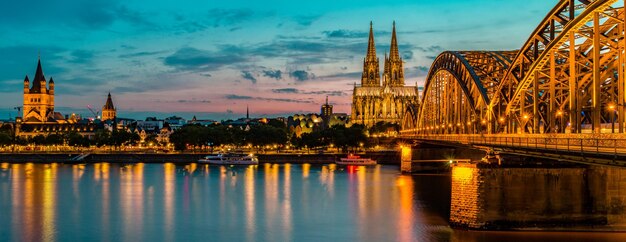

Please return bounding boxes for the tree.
[94,129,111,147]
[144,134,158,145]
[30,135,47,145]
[67,132,91,147]
[0,133,11,146]
[45,134,64,145]
[247,125,287,148]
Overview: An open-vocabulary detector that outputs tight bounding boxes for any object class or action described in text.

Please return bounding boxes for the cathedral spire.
[390,21,400,61]
[365,21,377,62]
[361,22,380,87]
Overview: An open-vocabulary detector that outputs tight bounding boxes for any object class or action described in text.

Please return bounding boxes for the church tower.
[383,22,405,87]
[361,22,380,87]
[102,92,117,121]
[23,57,55,123]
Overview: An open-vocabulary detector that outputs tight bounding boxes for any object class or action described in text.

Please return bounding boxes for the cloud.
[271,88,346,96]
[0,0,155,31]
[292,15,322,26]
[176,99,211,103]
[225,94,253,100]
[290,70,314,82]
[402,50,413,60]
[207,8,255,27]
[262,69,282,80]
[69,50,94,64]
[319,71,362,79]
[225,94,312,103]
[119,51,167,58]
[323,30,369,39]
[415,45,443,53]
[272,88,299,94]
[172,9,273,35]
[304,90,346,96]
[405,66,431,78]
[163,47,247,72]
[241,71,257,84]
[0,45,67,84]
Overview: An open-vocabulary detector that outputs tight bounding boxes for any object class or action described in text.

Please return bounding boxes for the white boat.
[198,153,259,165]
[336,154,377,166]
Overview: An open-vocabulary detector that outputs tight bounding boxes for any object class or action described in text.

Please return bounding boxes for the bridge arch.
[490,0,623,134]
[406,51,514,134]
[404,0,626,136]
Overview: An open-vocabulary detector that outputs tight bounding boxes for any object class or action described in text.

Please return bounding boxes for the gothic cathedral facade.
[351,22,419,126]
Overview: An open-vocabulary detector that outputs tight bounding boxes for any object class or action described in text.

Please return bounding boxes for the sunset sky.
[0,0,556,120]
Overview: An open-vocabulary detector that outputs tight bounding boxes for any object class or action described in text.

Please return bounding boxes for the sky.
[0,0,557,121]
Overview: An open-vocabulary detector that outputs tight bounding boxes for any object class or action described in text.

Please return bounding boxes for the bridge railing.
[410,134,626,156]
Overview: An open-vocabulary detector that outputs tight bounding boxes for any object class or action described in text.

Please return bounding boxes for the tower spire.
[246,105,249,119]
[366,21,377,62]
[361,22,381,87]
[390,21,400,61]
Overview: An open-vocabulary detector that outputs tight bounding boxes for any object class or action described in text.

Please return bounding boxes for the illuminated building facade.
[23,57,55,123]
[17,57,95,138]
[351,22,419,126]
[101,92,116,121]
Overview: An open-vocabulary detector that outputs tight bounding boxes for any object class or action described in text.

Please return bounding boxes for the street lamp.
[522,114,530,134]
[608,103,616,133]
[556,110,563,133]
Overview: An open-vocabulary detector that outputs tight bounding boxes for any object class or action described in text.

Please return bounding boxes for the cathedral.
[351,22,419,126]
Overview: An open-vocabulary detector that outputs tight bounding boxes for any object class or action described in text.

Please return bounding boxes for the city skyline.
[0,0,555,120]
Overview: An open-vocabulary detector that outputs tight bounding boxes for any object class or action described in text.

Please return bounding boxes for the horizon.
[0,0,556,120]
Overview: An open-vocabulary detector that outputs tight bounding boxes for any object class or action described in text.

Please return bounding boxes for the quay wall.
[0,151,400,164]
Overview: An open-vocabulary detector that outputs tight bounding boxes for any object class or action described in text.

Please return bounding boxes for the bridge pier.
[450,161,626,230]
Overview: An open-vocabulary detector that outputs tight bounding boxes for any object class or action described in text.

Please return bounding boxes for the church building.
[16,57,95,138]
[101,92,117,121]
[351,22,419,126]
[23,57,55,123]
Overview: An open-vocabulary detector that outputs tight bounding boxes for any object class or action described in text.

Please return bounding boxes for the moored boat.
[336,154,377,166]
[198,153,259,165]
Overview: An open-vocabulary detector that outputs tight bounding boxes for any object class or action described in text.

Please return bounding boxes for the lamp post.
[609,104,616,133]
[522,114,530,134]
[556,110,563,133]
[498,117,505,133]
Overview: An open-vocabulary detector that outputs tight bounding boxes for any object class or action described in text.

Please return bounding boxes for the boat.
[198,153,259,165]
[336,154,377,166]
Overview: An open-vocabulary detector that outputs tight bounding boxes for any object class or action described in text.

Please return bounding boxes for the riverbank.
[0,151,400,164]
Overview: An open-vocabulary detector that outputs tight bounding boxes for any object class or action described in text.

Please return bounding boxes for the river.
[1,162,625,241]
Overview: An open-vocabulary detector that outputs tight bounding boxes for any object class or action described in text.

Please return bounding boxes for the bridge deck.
[405,134,626,166]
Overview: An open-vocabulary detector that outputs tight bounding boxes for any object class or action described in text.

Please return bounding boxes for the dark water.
[1,162,625,242]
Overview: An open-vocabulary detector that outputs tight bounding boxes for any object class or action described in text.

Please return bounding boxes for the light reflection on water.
[0,162,625,242]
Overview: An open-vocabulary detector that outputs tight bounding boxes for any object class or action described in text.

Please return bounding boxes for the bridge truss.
[404,0,626,135]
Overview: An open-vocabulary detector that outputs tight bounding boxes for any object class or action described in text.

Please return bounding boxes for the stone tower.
[23,57,55,123]
[102,92,117,121]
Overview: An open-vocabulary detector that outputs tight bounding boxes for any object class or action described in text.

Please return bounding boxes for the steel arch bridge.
[402,0,626,136]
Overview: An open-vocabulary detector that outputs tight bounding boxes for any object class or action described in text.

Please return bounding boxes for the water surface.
[1,162,625,242]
